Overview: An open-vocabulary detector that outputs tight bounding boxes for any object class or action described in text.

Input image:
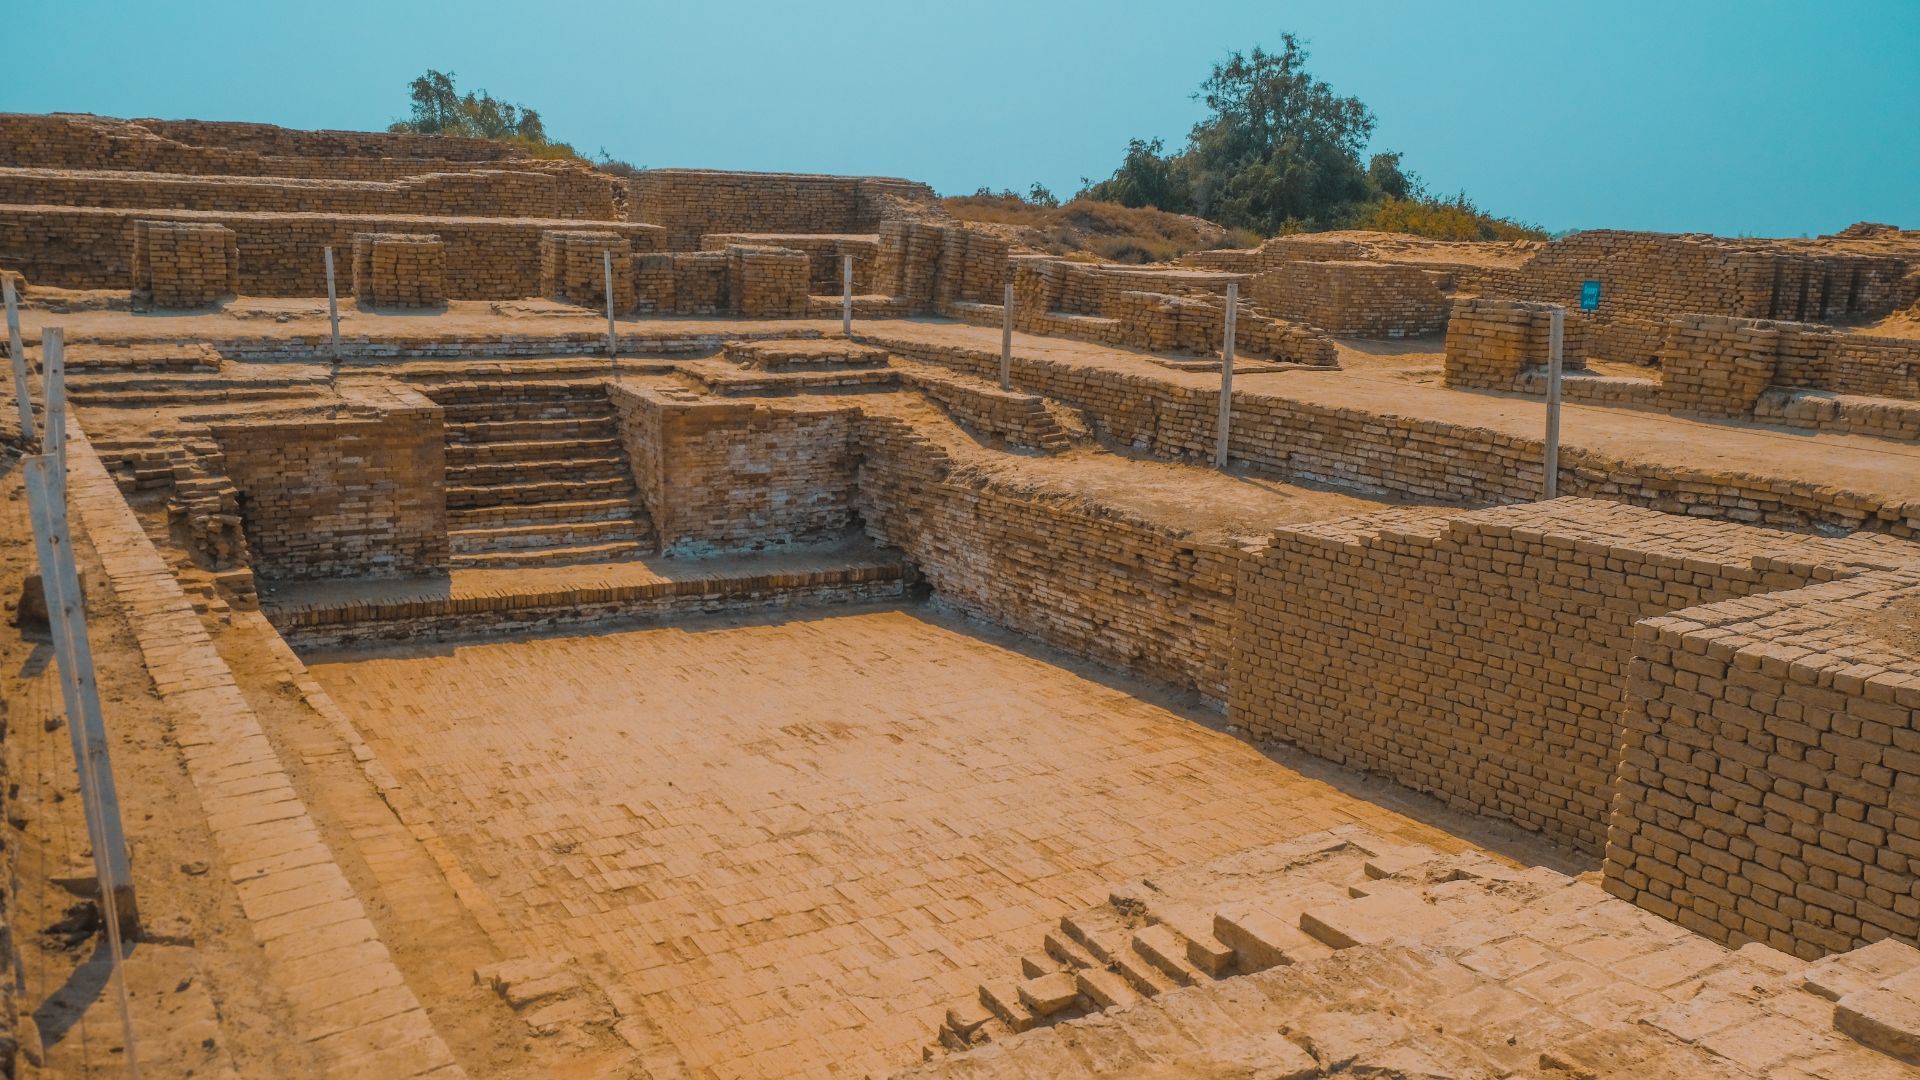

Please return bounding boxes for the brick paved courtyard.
[307,605,1483,1077]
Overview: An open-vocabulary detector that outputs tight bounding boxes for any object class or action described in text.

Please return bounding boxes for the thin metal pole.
[323,247,341,396]
[604,249,618,376]
[5,276,31,445]
[1214,284,1238,468]
[24,452,142,1076]
[1000,283,1014,391]
[842,255,853,336]
[1545,306,1565,499]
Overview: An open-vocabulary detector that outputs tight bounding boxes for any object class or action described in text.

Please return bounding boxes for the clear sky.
[7,0,1917,237]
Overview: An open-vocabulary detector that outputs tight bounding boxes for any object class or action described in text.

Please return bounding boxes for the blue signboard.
[1580,280,1602,311]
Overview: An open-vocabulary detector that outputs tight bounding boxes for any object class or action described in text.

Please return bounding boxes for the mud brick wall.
[1231,499,1920,854]
[1607,567,1920,957]
[895,366,1067,451]
[702,232,878,294]
[351,232,446,308]
[726,244,809,317]
[211,384,447,578]
[853,413,1241,699]
[1252,260,1447,338]
[130,219,237,307]
[0,167,617,221]
[633,252,729,315]
[0,204,661,296]
[629,169,937,250]
[863,334,1920,537]
[608,384,857,553]
[934,228,1011,305]
[539,230,634,310]
[1487,230,1914,322]
[871,220,948,310]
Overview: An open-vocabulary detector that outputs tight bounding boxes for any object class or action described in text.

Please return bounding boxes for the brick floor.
[308,606,1481,1077]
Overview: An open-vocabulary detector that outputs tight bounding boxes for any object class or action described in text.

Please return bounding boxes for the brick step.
[449,539,647,569]
[447,496,643,529]
[446,455,629,487]
[68,386,326,407]
[439,399,615,424]
[445,436,623,465]
[447,416,618,444]
[450,517,648,554]
[64,373,326,393]
[429,380,611,401]
[447,476,635,509]
[722,339,892,371]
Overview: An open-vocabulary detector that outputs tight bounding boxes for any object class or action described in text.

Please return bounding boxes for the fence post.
[604,249,618,376]
[5,276,30,446]
[43,328,65,501]
[1214,283,1238,468]
[842,255,853,337]
[1000,283,1014,391]
[1545,306,1564,499]
[323,246,341,396]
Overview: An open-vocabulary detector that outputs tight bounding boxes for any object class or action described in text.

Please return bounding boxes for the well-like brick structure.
[351,232,446,308]
[130,218,238,307]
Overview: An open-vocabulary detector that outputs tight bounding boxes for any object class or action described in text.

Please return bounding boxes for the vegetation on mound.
[1077,35,1545,243]
[389,70,639,172]
[942,193,1262,263]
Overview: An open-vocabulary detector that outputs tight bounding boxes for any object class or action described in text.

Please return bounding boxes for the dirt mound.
[941,196,1257,263]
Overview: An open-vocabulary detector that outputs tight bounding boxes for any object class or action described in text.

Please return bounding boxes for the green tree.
[1079,137,1191,213]
[390,70,558,149]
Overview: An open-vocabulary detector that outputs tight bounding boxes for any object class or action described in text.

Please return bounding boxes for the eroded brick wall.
[351,233,446,308]
[1607,568,1920,957]
[1250,261,1448,338]
[0,166,617,220]
[130,219,237,307]
[212,385,447,578]
[630,169,937,250]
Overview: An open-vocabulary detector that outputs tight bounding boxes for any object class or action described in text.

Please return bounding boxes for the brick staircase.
[441,381,654,568]
[917,827,1920,1077]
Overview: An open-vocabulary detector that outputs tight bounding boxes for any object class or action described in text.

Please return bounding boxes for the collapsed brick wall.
[351,232,446,308]
[0,204,662,296]
[0,166,618,220]
[211,384,448,578]
[130,219,237,308]
[608,384,857,553]
[1250,260,1447,338]
[1607,567,1920,957]
[862,334,1920,536]
[1486,229,1915,322]
[629,169,938,250]
[853,413,1239,699]
[894,366,1069,451]
[1230,499,1920,854]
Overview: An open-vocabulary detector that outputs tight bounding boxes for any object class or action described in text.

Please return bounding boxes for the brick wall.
[539,230,634,310]
[130,219,237,308]
[211,384,447,578]
[853,413,1240,699]
[1607,567,1920,957]
[1250,260,1447,338]
[862,334,1920,536]
[1230,499,1920,854]
[0,204,662,296]
[629,169,937,250]
[702,232,878,294]
[607,384,858,553]
[351,233,446,308]
[631,246,808,317]
[1486,229,1914,322]
[0,166,617,220]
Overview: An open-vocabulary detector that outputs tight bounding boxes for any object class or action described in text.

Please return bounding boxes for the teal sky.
[7,0,1917,237]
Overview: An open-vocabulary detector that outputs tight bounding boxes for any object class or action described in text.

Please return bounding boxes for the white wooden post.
[24,453,143,1070]
[1545,306,1564,499]
[43,328,65,500]
[1000,283,1014,391]
[1214,284,1238,468]
[323,247,341,394]
[842,254,853,336]
[604,249,618,374]
[5,276,31,445]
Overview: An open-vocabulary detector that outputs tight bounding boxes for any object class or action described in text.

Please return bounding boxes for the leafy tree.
[1080,36,1543,240]
[389,70,586,161]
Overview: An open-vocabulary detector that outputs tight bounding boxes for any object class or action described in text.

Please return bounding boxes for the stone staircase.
[64,370,332,408]
[441,381,654,568]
